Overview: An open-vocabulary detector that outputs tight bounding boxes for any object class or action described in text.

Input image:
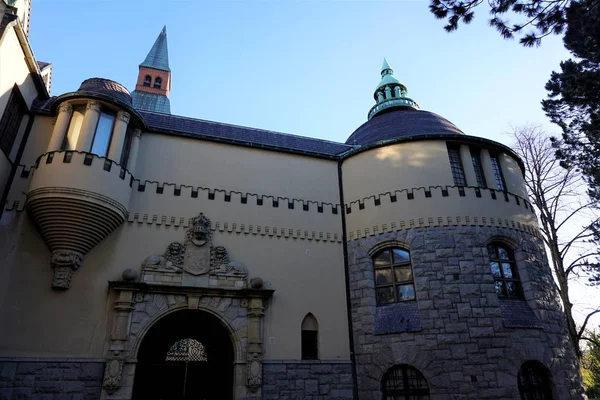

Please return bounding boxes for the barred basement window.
[447,144,466,186]
[0,85,26,157]
[518,361,554,400]
[490,155,506,191]
[487,242,522,298]
[382,364,430,400]
[373,248,415,305]
[471,148,487,188]
[165,338,207,362]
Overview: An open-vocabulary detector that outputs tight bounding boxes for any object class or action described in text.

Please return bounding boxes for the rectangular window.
[90,111,116,157]
[490,155,506,191]
[470,149,487,188]
[447,144,466,186]
[0,86,26,157]
[62,106,85,151]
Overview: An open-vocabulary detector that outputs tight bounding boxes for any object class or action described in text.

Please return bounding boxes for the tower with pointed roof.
[368,58,419,120]
[131,26,171,114]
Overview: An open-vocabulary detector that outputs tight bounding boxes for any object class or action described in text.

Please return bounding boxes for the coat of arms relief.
[141,213,248,287]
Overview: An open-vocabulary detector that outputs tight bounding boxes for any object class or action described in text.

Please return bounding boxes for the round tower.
[341,60,584,399]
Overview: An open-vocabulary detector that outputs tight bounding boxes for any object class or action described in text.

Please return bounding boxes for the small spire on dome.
[381,58,393,75]
[368,57,419,120]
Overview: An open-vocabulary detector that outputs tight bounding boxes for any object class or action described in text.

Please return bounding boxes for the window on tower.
[446,144,467,186]
[490,155,506,191]
[373,247,415,305]
[470,148,487,188]
[154,77,162,89]
[143,75,151,87]
[487,242,522,298]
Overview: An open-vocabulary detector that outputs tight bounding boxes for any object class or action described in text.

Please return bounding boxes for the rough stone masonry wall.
[262,361,353,400]
[0,359,104,400]
[347,226,585,400]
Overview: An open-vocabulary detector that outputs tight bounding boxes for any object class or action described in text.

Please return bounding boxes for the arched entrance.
[132,309,234,400]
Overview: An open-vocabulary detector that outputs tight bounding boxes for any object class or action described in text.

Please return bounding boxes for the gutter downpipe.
[338,157,359,399]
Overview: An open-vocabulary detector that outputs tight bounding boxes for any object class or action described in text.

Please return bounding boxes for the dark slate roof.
[499,299,543,329]
[78,78,132,106]
[0,12,17,38]
[140,26,170,72]
[132,91,171,114]
[37,61,51,70]
[374,302,422,335]
[346,109,464,146]
[140,111,352,157]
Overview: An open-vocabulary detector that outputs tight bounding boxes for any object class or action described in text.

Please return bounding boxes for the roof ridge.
[140,111,351,147]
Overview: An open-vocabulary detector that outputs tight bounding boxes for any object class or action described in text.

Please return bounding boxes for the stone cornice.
[109,281,274,299]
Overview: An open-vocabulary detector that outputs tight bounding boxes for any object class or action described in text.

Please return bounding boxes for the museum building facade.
[0,1,585,399]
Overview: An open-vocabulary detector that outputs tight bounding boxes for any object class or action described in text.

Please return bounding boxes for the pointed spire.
[368,57,419,120]
[381,58,392,75]
[140,26,170,72]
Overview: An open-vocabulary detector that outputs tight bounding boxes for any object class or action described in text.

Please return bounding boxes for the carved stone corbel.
[50,250,83,290]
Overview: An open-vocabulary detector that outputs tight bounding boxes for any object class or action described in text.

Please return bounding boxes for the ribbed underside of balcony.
[27,187,127,255]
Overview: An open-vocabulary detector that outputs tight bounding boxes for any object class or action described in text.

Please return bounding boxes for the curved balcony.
[26,151,133,289]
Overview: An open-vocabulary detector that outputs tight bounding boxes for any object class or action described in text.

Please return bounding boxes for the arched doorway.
[132,309,234,400]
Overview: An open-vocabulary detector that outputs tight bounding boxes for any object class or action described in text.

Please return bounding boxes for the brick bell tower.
[131,26,171,114]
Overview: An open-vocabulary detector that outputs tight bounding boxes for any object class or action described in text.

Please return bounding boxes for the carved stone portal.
[50,250,83,290]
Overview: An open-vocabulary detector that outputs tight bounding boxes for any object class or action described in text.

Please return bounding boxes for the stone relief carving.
[141,242,185,272]
[246,351,263,392]
[102,350,125,394]
[50,250,83,290]
[187,213,212,247]
[140,213,248,283]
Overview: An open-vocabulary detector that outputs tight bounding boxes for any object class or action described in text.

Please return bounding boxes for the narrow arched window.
[143,75,151,87]
[301,313,318,360]
[487,242,522,298]
[165,338,207,362]
[382,364,430,400]
[154,77,162,89]
[373,247,415,305]
[518,361,553,399]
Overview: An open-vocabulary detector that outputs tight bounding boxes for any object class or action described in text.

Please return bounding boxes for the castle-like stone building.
[0,1,585,399]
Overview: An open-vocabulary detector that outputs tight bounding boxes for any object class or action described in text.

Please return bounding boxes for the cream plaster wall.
[0,127,349,361]
[135,133,340,203]
[342,141,454,202]
[0,211,349,361]
[0,24,37,113]
[341,140,534,235]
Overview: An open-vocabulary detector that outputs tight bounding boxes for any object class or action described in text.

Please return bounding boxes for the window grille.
[487,243,522,298]
[382,364,430,400]
[165,338,208,362]
[447,144,466,186]
[373,248,415,305]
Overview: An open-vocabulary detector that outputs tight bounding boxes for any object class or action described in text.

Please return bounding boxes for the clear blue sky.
[29,0,570,146]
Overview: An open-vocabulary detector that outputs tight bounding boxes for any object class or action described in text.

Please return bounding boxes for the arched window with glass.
[517,361,554,399]
[487,242,522,298]
[372,247,415,305]
[154,77,162,89]
[143,75,151,87]
[381,364,430,400]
